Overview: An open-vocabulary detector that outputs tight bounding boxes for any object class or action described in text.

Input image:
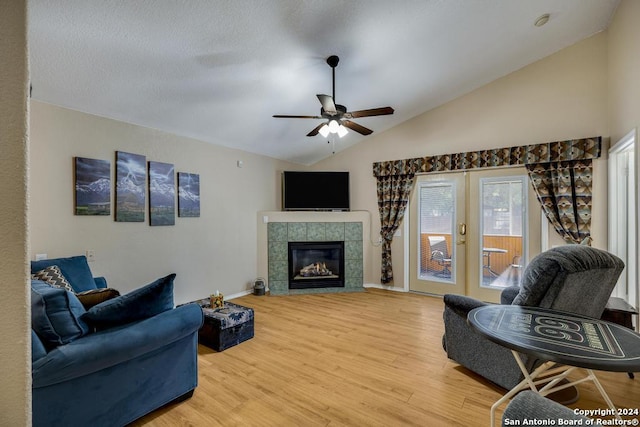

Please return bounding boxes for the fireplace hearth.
[288,241,345,289]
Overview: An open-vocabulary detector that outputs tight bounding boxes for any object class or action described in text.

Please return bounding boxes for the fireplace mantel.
[257,211,368,295]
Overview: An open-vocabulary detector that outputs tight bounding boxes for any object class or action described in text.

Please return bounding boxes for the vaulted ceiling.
[29,0,619,165]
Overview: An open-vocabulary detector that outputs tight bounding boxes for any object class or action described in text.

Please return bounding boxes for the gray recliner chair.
[443,245,624,390]
[502,391,589,426]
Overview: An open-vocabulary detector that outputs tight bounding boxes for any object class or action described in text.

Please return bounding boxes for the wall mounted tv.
[282,171,350,211]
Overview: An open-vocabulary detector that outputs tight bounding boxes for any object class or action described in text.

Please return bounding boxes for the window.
[480,176,527,289]
[482,180,523,236]
[418,181,456,282]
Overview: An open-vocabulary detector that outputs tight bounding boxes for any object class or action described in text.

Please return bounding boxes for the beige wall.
[29,101,297,303]
[607,0,640,312]
[608,0,640,144]
[313,33,610,289]
[0,0,31,424]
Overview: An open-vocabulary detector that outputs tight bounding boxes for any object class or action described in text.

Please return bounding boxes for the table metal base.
[490,350,623,427]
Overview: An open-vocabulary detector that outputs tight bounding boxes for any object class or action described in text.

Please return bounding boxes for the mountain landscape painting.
[178,172,200,217]
[75,157,111,215]
[149,161,175,226]
[116,151,146,222]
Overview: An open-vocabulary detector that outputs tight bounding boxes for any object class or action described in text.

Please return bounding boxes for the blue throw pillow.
[82,273,175,328]
[31,280,90,347]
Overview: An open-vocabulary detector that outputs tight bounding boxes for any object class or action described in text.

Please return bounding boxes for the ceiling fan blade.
[317,94,337,115]
[306,123,326,137]
[342,120,373,135]
[273,114,323,119]
[346,106,394,118]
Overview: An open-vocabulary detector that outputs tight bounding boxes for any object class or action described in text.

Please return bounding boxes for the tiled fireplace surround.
[266,220,365,295]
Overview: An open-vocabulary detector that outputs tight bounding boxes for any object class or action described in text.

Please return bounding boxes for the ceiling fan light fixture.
[337,124,348,138]
[319,124,330,138]
[328,119,340,133]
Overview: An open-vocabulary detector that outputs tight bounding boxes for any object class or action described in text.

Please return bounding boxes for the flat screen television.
[282,171,350,211]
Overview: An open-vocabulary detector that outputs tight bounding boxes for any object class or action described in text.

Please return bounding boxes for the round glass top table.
[468,305,640,426]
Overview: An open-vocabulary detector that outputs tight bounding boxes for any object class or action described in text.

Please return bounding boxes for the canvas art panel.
[178,172,200,217]
[148,161,175,226]
[74,157,111,216]
[115,151,146,222]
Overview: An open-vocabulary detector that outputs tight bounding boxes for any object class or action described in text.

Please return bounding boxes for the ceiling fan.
[273,55,394,138]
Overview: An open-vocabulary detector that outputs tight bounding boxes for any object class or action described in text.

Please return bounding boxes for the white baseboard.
[225,289,254,301]
[363,283,408,292]
[236,284,406,297]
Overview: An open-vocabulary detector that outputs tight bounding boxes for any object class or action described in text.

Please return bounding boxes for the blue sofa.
[30,256,204,427]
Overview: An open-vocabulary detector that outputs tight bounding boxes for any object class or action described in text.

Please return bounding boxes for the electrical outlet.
[35,253,47,261]
[86,249,96,262]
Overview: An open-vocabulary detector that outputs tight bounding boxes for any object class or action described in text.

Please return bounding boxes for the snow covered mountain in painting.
[75,157,111,215]
[150,178,175,205]
[117,176,145,198]
[76,178,111,203]
[115,151,146,222]
[178,173,200,217]
[116,152,146,202]
[149,161,175,226]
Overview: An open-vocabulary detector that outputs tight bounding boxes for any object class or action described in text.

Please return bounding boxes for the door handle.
[457,223,466,244]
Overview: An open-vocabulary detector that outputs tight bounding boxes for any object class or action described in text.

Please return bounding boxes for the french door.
[409,168,540,302]
[608,130,638,324]
[409,173,466,296]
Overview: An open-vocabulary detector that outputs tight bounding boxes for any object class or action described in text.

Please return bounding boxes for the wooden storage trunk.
[197,300,254,351]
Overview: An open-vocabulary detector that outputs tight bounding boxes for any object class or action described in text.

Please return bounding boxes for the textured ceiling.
[29,0,619,165]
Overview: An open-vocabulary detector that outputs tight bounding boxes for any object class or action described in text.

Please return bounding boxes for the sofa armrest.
[32,303,203,388]
[500,285,520,305]
[443,294,488,318]
[93,276,107,289]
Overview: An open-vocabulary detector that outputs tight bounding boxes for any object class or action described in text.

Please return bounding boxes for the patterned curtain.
[371,137,601,285]
[526,160,593,245]
[376,174,415,284]
[373,137,601,176]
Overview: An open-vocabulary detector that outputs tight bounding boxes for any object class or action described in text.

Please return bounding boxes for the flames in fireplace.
[299,262,335,278]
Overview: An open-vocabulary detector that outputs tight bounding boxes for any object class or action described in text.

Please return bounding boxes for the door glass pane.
[480,177,526,288]
[418,182,455,283]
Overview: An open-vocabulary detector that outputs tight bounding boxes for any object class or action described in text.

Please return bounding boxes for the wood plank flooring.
[133,289,640,426]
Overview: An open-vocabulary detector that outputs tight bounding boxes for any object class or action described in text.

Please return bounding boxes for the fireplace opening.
[288,241,345,289]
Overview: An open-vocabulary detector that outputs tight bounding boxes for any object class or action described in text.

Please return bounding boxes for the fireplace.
[265,218,365,295]
[288,241,345,289]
